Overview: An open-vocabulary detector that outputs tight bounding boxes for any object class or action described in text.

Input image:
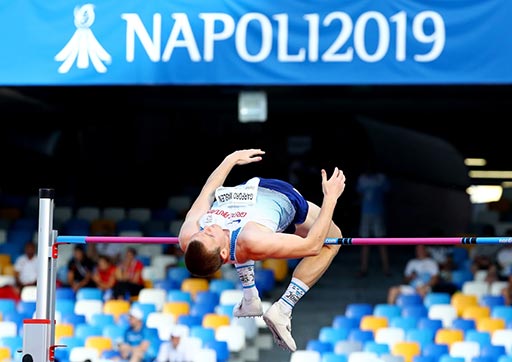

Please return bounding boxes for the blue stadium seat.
[402,305,428,319]
[390,316,418,331]
[413,357,435,362]
[130,302,156,319]
[60,313,86,327]
[363,341,390,356]
[0,336,23,360]
[405,328,434,348]
[348,329,374,345]
[59,336,85,350]
[203,340,229,362]
[89,313,116,329]
[374,304,402,321]
[215,304,235,319]
[1,311,27,331]
[0,299,17,315]
[150,208,177,223]
[480,344,506,361]
[102,324,127,343]
[321,352,348,362]
[56,299,76,317]
[176,314,203,328]
[17,301,36,316]
[451,248,469,269]
[439,356,464,362]
[166,290,192,304]
[306,339,333,355]
[417,318,443,333]
[254,268,275,295]
[10,217,37,231]
[451,318,476,333]
[480,294,505,310]
[62,218,90,236]
[76,287,103,301]
[423,292,451,308]
[116,218,141,233]
[190,326,216,345]
[101,350,122,360]
[167,267,191,286]
[56,287,76,301]
[190,301,216,318]
[318,326,350,345]
[345,303,373,321]
[397,294,423,308]
[422,343,449,361]
[450,269,473,289]
[74,324,102,340]
[491,305,512,325]
[209,279,236,296]
[465,329,491,347]
[195,290,220,307]
[332,315,360,330]
[152,279,180,291]
[471,357,494,362]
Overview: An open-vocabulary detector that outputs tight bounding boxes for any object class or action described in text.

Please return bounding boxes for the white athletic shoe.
[233,296,263,318]
[262,302,297,352]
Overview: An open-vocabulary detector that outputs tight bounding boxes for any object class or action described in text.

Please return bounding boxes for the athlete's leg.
[263,201,342,352]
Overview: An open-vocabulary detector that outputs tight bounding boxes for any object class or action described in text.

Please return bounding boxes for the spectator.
[155,327,187,362]
[495,228,512,279]
[502,276,512,305]
[470,223,501,282]
[91,254,117,301]
[112,247,145,300]
[387,245,441,304]
[14,241,38,292]
[118,307,153,362]
[356,163,391,277]
[67,245,96,292]
[427,244,456,279]
[87,219,123,264]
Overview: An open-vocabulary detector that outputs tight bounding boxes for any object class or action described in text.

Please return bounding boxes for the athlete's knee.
[329,222,342,238]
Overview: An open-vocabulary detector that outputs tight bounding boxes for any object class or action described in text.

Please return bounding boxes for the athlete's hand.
[227,149,266,166]
[321,167,346,199]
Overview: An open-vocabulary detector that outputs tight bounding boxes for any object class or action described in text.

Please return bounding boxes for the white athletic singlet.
[199,177,296,263]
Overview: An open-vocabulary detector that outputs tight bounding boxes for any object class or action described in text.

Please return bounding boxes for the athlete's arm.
[241,167,345,260]
[178,149,265,251]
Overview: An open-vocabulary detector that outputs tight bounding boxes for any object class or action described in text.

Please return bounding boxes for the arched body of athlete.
[178,149,345,352]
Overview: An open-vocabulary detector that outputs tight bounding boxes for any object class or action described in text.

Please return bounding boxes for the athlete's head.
[184,224,228,277]
[184,239,222,277]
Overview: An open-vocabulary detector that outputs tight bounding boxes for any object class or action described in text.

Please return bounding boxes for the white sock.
[235,261,259,300]
[278,277,310,314]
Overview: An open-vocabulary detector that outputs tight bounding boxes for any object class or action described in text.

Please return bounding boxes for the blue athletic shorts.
[257,178,309,233]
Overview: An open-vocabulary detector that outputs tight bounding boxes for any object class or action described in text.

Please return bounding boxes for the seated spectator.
[118,307,153,362]
[470,224,502,281]
[91,254,117,301]
[496,229,512,280]
[14,241,38,292]
[89,242,124,265]
[67,245,96,292]
[502,274,512,305]
[427,245,456,280]
[155,327,187,362]
[112,247,145,300]
[387,245,450,304]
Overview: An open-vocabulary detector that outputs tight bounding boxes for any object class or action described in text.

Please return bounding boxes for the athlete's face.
[192,224,226,251]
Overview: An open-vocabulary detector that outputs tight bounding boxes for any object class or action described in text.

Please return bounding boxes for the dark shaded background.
[1,84,510,237]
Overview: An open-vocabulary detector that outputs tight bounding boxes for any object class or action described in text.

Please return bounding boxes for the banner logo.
[55,4,112,74]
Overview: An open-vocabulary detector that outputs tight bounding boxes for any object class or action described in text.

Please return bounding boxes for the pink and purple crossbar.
[56,235,512,245]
